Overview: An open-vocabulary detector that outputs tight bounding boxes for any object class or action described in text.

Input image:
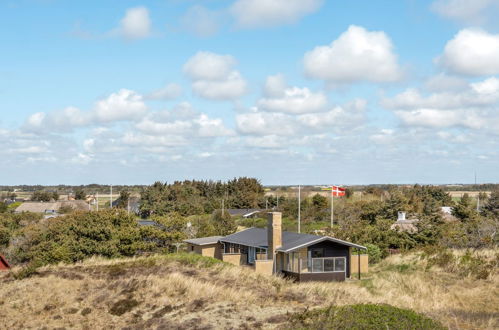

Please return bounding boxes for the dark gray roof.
[219,228,366,251]
[225,209,265,217]
[138,220,161,227]
[184,236,224,246]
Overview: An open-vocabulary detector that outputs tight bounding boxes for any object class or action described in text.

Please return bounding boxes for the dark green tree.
[115,190,131,209]
[212,210,237,236]
[452,193,476,221]
[74,189,86,200]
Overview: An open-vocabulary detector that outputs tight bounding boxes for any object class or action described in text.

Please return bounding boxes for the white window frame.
[310,257,346,273]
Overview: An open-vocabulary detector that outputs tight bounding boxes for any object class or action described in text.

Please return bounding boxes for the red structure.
[0,255,10,270]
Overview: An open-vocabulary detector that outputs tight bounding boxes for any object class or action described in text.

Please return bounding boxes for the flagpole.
[331,186,334,229]
[298,185,301,234]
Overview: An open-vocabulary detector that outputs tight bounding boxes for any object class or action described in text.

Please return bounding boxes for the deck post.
[357,248,361,280]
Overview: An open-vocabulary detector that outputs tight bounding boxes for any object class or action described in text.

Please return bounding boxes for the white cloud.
[195,114,234,137]
[383,77,499,131]
[394,109,486,129]
[230,0,323,28]
[146,83,183,100]
[382,77,499,110]
[23,89,148,133]
[303,25,402,84]
[369,129,395,144]
[181,6,220,37]
[236,99,366,136]
[192,71,247,100]
[94,89,147,122]
[184,52,236,80]
[431,0,499,25]
[122,132,187,147]
[471,77,499,94]
[424,74,468,92]
[24,107,91,133]
[236,111,297,136]
[119,7,152,40]
[257,75,327,114]
[135,118,193,136]
[184,52,247,100]
[437,28,499,76]
[297,99,367,129]
[246,135,286,149]
[134,103,233,139]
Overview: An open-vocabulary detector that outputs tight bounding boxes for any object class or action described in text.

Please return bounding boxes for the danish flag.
[331,185,346,197]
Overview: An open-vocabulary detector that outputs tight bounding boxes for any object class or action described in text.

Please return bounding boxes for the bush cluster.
[288,304,445,330]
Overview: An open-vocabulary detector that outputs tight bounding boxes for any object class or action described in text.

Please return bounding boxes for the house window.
[311,248,324,258]
[310,257,347,273]
[324,258,334,272]
[335,258,345,272]
[312,258,323,272]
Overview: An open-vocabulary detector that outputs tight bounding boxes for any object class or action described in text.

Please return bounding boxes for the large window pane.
[311,248,324,258]
[324,258,334,272]
[335,258,345,272]
[312,259,323,272]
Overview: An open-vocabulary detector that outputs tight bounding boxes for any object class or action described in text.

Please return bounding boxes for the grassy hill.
[1,251,497,329]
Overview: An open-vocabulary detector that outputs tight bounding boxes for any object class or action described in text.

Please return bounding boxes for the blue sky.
[1,0,499,185]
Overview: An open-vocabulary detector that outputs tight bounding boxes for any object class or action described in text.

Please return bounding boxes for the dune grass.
[0,250,497,329]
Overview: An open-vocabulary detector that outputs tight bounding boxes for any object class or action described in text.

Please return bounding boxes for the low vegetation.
[288,304,446,330]
[1,250,497,329]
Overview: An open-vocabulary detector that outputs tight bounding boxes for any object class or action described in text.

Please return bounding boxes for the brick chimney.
[267,212,282,260]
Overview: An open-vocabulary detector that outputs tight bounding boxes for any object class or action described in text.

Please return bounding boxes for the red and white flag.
[331,185,346,197]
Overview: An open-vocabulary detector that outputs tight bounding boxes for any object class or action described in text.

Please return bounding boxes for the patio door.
[248,246,256,264]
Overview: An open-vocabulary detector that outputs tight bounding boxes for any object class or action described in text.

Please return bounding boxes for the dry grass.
[0,250,497,329]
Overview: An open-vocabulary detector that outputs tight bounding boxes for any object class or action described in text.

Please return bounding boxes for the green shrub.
[365,243,382,264]
[9,210,147,266]
[288,304,445,330]
[164,252,227,268]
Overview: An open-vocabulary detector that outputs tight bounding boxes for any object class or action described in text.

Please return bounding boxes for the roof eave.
[218,239,268,249]
[277,236,367,253]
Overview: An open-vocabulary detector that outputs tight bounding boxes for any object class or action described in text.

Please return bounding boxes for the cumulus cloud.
[134,103,233,139]
[184,52,236,80]
[236,99,367,136]
[383,77,499,131]
[118,7,152,40]
[236,112,297,136]
[297,99,367,129]
[184,52,247,100]
[437,28,499,76]
[424,73,468,92]
[431,0,499,25]
[246,135,287,149]
[24,107,91,133]
[23,89,147,133]
[382,77,499,110]
[257,74,327,114]
[146,83,183,100]
[94,89,147,122]
[394,109,486,129]
[181,6,220,37]
[230,0,323,28]
[303,25,402,84]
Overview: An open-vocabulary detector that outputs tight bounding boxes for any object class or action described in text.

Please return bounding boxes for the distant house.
[15,200,90,214]
[390,212,419,233]
[185,212,368,282]
[0,255,10,271]
[440,206,458,222]
[225,209,266,218]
